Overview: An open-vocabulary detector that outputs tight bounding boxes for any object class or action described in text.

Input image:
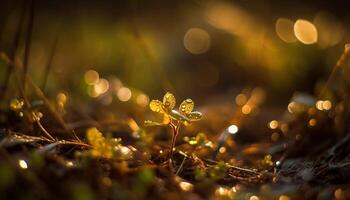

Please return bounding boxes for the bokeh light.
[308,118,317,127]
[294,19,318,44]
[279,195,291,200]
[136,93,149,107]
[18,159,28,169]
[84,70,99,85]
[206,3,257,37]
[242,105,252,114]
[250,195,259,200]
[94,78,109,95]
[235,94,247,106]
[184,28,211,54]
[316,100,332,111]
[268,120,279,129]
[228,125,238,134]
[117,87,132,102]
[179,181,193,191]
[275,18,297,43]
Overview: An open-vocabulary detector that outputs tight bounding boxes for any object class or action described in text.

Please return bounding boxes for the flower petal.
[149,100,164,113]
[169,110,190,122]
[163,92,176,110]
[188,111,202,121]
[179,99,194,114]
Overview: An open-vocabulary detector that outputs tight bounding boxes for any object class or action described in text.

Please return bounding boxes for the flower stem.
[168,121,180,160]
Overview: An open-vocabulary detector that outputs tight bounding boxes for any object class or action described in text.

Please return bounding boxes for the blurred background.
[0,0,349,108]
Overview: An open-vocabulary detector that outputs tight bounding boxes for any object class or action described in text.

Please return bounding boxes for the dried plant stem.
[36,120,55,141]
[5,131,91,148]
[57,140,91,148]
[3,55,75,139]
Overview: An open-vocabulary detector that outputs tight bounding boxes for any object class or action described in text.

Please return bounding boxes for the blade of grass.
[41,35,58,92]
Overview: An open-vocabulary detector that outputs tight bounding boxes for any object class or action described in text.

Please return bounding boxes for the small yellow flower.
[146,92,203,160]
[147,92,202,125]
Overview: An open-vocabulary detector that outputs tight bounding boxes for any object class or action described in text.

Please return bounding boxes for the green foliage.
[86,127,132,160]
[209,161,229,181]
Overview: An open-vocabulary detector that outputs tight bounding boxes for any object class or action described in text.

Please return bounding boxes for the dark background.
[1,0,349,106]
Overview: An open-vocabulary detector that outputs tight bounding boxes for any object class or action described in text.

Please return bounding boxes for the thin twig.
[5,56,75,138]
[36,120,56,141]
[175,156,187,176]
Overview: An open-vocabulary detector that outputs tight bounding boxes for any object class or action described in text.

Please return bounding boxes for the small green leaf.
[188,111,202,121]
[163,92,176,111]
[179,99,194,115]
[149,100,164,113]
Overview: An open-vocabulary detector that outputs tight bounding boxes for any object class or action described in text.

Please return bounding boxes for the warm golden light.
[57,92,67,107]
[294,19,318,44]
[316,100,332,111]
[10,99,24,110]
[94,78,109,95]
[334,188,344,199]
[18,159,28,169]
[287,102,295,113]
[235,94,247,105]
[179,181,193,192]
[231,186,237,193]
[268,120,279,129]
[215,187,230,196]
[117,87,132,102]
[66,161,74,167]
[228,125,238,134]
[120,146,132,156]
[136,94,149,107]
[219,147,226,153]
[84,70,99,85]
[87,87,99,98]
[323,100,332,110]
[275,18,297,43]
[242,105,252,114]
[250,195,260,200]
[206,3,256,37]
[308,118,317,127]
[279,195,291,200]
[184,28,211,54]
[316,100,324,110]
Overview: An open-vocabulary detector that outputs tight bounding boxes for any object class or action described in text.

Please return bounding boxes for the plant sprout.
[145,92,202,160]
